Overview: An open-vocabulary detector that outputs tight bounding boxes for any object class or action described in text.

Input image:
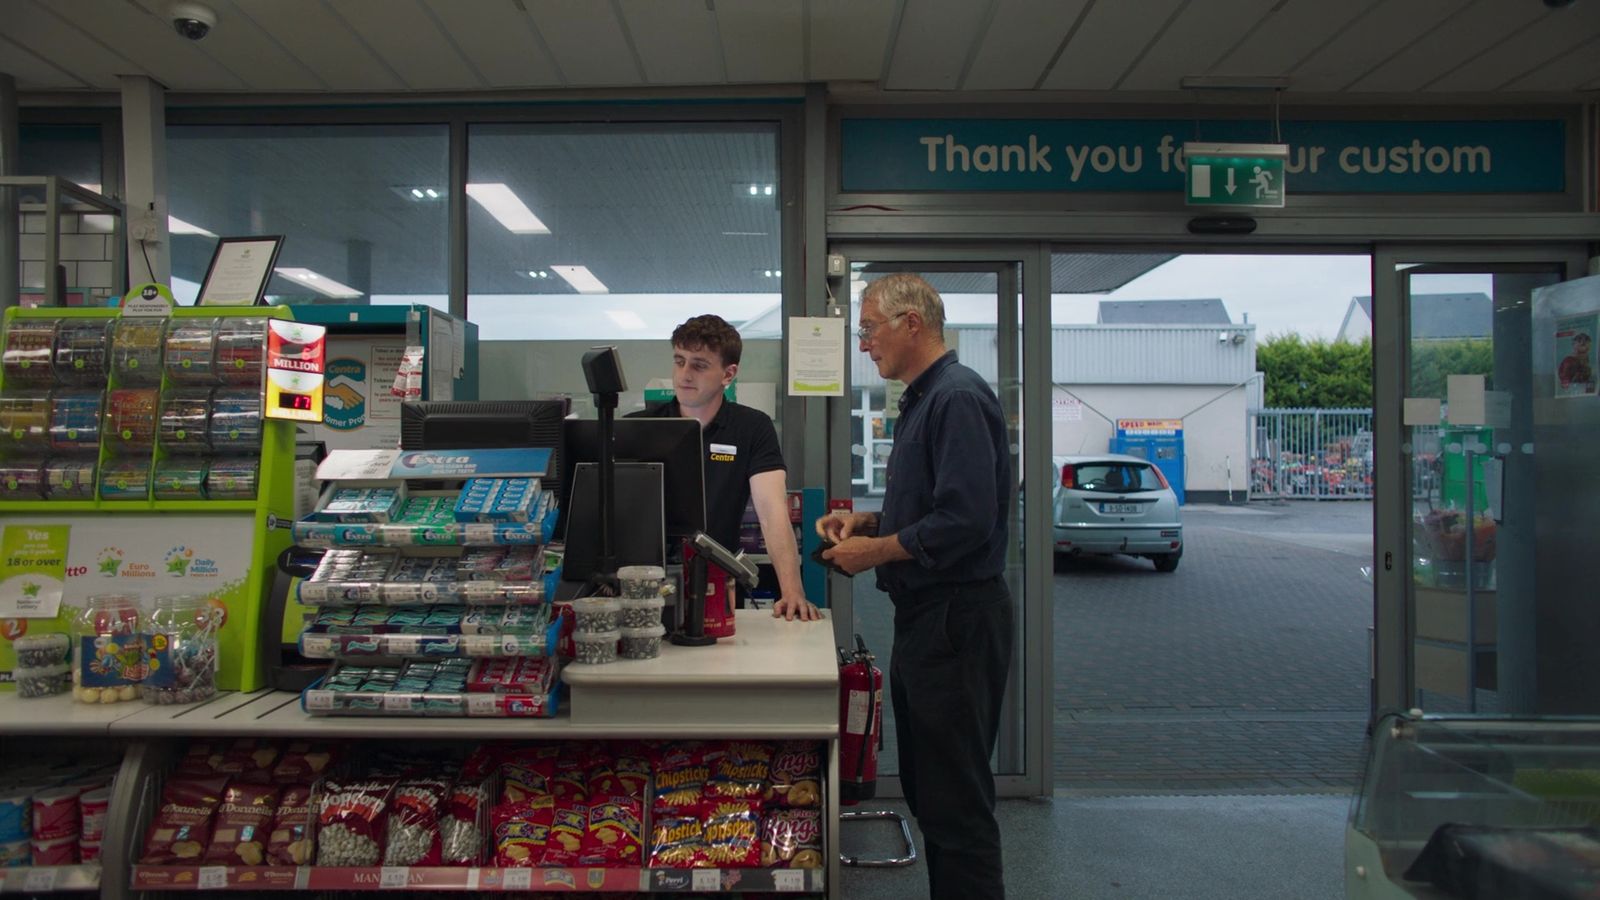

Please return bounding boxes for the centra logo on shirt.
[709,442,738,463]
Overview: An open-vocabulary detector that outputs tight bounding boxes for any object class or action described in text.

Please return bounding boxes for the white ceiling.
[4,0,1600,98]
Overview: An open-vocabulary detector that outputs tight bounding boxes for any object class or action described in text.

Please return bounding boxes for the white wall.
[1052,383,1250,497]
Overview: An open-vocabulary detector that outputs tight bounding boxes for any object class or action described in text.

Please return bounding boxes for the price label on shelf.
[462,524,495,544]
[382,694,414,712]
[379,867,410,889]
[465,694,497,716]
[24,868,58,892]
[463,635,494,656]
[692,869,722,892]
[501,868,532,891]
[301,636,334,657]
[304,691,334,711]
[198,867,229,890]
[386,636,420,656]
[772,870,805,892]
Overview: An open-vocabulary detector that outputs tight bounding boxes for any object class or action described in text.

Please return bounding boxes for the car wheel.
[1153,553,1180,573]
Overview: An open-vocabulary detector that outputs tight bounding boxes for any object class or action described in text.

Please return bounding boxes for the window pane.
[18,125,102,190]
[166,124,448,306]
[467,124,781,414]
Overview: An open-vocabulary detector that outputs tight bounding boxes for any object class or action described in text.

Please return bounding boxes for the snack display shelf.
[298,631,553,660]
[0,692,146,735]
[131,864,823,892]
[292,519,557,549]
[299,683,560,719]
[0,864,102,894]
[296,578,552,607]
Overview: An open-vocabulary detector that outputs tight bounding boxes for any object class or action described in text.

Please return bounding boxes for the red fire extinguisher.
[839,634,883,805]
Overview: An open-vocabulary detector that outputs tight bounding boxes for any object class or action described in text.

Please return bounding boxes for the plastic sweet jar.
[71,594,144,704]
[141,594,221,705]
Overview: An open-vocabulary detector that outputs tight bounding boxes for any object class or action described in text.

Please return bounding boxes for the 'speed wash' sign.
[840,119,1566,194]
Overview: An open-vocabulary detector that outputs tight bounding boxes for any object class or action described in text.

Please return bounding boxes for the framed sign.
[196,236,283,306]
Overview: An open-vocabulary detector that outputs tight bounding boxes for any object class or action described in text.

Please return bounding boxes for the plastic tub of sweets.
[570,597,620,632]
[620,623,666,660]
[13,632,69,667]
[617,565,667,598]
[14,664,70,698]
[618,594,665,629]
[571,629,620,665]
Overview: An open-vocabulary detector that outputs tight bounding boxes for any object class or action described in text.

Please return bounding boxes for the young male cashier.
[628,314,821,622]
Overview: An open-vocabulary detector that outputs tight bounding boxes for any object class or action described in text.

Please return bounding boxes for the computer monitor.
[401,399,569,496]
[561,461,666,584]
[559,417,705,541]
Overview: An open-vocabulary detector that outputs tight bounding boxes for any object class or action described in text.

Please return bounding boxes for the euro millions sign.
[1184,142,1287,208]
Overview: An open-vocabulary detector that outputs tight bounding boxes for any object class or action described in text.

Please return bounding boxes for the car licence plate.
[1100,502,1141,514]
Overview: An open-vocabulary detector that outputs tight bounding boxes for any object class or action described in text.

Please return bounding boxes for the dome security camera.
[170,2,216,40]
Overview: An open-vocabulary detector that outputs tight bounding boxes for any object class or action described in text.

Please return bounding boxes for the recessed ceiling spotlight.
[392,185,445,202]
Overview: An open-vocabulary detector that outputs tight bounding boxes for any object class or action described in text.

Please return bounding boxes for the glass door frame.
[825,241,1052,799]
[1370,243,1588,721]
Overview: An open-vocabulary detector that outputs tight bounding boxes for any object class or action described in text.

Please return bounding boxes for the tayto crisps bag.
[140,776,229,864]
[203,783,280,865]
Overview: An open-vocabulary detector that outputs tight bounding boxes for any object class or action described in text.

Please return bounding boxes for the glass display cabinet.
[1347,713,1600,899]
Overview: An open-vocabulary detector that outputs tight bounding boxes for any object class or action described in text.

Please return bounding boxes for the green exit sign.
[1184,143,1287,208]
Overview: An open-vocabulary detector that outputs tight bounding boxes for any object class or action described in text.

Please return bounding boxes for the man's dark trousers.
[889,576,1013,900]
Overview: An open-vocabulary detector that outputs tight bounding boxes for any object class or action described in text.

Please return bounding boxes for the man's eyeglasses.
[856,311,908,341]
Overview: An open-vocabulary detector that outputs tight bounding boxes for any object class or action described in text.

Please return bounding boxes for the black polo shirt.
[626,399,785,552]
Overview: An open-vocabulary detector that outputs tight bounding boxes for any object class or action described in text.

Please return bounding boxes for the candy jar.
[71,594,144,704]
[141,594,220,705]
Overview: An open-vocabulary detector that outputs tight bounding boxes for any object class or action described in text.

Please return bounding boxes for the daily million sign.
[264,320,328,423]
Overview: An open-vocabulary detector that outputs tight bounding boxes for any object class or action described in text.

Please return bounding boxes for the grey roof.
[1098,298,1232,325]
[1350,293,1490,340]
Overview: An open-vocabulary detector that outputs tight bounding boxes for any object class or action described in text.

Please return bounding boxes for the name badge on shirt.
[709,442,737,463]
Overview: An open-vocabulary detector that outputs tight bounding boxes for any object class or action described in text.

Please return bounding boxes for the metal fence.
[1249,408,1375,499]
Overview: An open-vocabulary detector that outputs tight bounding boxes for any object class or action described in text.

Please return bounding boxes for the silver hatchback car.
[1052,454,1184,572]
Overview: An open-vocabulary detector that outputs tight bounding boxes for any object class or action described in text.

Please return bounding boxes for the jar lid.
[617,565,666,580]
[571,597,620,612]
[621,624,666,639]
[13,663,70,678]
[619,594,665,608]
[13,633,68,651]
[573,629,621,642]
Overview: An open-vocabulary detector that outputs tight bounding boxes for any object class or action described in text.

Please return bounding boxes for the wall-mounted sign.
[1184,143,1287,208]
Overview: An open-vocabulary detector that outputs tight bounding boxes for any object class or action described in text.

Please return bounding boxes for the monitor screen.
[401,399,569,497]
[561,461,666,583]
[560,417,705,540]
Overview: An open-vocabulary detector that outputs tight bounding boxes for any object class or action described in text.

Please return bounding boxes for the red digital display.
[279,392,314,411]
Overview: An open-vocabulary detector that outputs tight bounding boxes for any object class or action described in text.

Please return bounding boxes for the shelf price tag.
[462,524,495,545]
[24,868,58,893]
[501,868,532,890]
[304,691,334,711]
[463,635,493,656]
[692,869,722,891]
[465,694,497,716]
[382,695,414,712]
[198,867,229,890]
[379,867,410,889]
[301,636,333,657]
[386,637,420,656]
[772,870,805,892]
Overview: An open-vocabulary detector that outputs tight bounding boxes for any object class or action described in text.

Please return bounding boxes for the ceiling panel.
[2,0,154,90]
[1040,0,1185,92]
[1347,0,1546,93]
[228,0,406,92]
[620,0,723,85]
[962,0,1088,91]
[1118,0,1278,91]
[1502,33,1600,93]
[527,0,640,86]
[0,35,87,90]
[48,0,244,90]
[809,0,898,82]
[1290,0,1467,93]
[421,0,561,88]
[142,0,325,92]
[884,0,993,90]
[333,0,483,91]
[1427,3,1600,92]
[1209,0,1373,79]
[715,0,804,84]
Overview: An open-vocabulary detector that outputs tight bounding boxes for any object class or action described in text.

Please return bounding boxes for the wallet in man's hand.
[810,542,854,577]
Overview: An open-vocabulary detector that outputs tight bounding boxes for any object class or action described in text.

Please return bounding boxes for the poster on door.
[1554,314,1597,398]
[317,339,405,449]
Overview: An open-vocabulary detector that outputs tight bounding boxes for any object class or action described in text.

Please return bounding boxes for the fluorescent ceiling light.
[274,267,363,299]
[465,183,550,234]
[551,264,608,294]
[168,216,216,237]
[603,310,647,330]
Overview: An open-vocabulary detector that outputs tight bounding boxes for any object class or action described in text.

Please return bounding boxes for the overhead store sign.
[840,118,1565,194]
[1185,143,1287,208]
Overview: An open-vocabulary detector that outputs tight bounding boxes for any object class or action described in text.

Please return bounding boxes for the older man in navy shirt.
[818,273,1012,900]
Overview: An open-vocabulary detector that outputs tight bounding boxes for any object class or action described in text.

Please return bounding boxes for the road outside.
[1055,500,1373,792]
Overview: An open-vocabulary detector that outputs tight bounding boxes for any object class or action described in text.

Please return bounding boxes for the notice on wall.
[1555,314,1597,399]
[319,339,404,450]
[1054,396,1083,421]
[787,317,846,396]
[0,525,70,618]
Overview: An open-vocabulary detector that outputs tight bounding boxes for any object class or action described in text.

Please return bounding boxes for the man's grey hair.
[863,273,946,339]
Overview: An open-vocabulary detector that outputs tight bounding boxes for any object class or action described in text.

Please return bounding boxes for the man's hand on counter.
[772,595,823,622]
